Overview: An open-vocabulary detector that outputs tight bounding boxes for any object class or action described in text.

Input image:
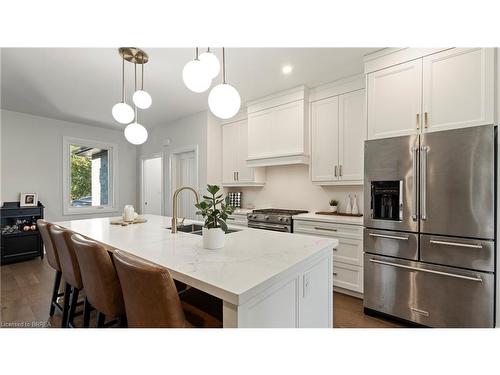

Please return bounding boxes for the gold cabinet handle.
[424,112,428,128]
[339,165,342,177]
[334,165,338,177]
[416,113,420,130]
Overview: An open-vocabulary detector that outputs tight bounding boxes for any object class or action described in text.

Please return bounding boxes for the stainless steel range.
[247,209,308,233]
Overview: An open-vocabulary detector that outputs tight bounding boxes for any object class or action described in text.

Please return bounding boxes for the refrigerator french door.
[363,125,496,328]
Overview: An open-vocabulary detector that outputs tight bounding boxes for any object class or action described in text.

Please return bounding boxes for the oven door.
[248,222,291,232]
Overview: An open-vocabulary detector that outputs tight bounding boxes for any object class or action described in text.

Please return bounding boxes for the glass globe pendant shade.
[182,59,212,93]
[112,102,135,124]
[124,122,148,145]
[199,51,220,79]
[133,90,152,109]
[208,83,241,119]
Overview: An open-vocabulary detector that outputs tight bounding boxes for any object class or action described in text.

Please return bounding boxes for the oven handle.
[369,259,483,282]
[248,223,290,232]
[369,233,409,241]
[429,239,483,249]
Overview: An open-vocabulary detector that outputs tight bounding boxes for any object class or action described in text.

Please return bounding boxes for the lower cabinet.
[294,219,363,295]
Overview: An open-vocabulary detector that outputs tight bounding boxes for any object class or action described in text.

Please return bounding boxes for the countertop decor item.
[329,199,339,213]
[345,195,352,214]
[195,184,235,249]
[122,205,139,222]
[352,194,359,215]
[110,217,147,226]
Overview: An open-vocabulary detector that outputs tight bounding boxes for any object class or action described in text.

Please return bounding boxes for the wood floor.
[1,257,406,328]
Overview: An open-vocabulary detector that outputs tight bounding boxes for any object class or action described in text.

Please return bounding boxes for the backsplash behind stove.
[226,164,363,213]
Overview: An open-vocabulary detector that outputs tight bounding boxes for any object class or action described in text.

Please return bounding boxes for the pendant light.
[112,54,135,124]
[124,62,148,145]
[183,47,212,93]
[208,48,241,119]
[132,50,152,109]
[199,47,220,79]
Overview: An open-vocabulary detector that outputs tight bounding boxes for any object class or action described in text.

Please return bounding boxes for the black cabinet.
[1,202,45,264]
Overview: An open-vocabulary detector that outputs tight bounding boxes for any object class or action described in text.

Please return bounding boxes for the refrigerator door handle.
[429,239,483,249]
[420,145,429,220]
[411,146,418,221]
[369,259,483,283]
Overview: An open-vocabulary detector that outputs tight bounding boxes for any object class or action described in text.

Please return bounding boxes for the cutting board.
[110,217,148,226]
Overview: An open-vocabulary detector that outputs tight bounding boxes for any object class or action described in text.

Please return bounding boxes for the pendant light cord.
[121,56,125,103]
[195,47,199,60]
[141,51,144,90]
[134,61,138,122]
[222,47,226,84]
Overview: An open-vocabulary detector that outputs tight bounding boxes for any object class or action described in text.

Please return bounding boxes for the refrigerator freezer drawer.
[364,228,418,260]
[420,234,495,272]
[364,254,494,327]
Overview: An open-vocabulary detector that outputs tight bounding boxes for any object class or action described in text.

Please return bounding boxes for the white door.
[422,48,494,133]
[142,157,162,215]
[222,122,238,184]
[174,151,197,220]
[311,96,339,182]
[235,119,254,183]
[338,89,365,182]
[367,59,423,139]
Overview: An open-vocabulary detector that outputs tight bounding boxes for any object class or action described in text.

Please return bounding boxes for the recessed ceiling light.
[282,65,293,74]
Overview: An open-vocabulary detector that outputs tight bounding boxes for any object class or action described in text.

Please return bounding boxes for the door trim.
[168,145,199,216]
[140,153,164,216]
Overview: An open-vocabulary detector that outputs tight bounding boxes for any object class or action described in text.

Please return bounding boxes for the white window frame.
[62,136,118,216]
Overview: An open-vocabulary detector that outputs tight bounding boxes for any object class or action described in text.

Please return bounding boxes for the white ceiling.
[1,48,379,129]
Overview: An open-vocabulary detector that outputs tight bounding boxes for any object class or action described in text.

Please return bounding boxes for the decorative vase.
[352,195,359,215]
[202,227,225,250]
[123,205,136,222]
[345,195,352,214]
[329,206,338,213]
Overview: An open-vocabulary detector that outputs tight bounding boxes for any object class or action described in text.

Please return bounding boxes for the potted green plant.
[329,199,339,213]
[195,184,235,249]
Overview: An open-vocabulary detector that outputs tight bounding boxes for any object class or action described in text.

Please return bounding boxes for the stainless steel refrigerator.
[363,125,496,327]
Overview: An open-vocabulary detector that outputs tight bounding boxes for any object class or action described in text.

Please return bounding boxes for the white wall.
[229,164,363,212]
[138,111,210,216]
[0,110,137,221]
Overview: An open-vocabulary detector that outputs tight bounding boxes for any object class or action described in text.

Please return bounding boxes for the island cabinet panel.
[294,218,364,296]
[222,117,265,187]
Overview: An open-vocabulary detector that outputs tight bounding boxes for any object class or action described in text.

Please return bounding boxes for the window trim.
[62,136,118,216]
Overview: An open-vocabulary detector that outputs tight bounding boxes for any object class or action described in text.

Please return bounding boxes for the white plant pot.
[202,227,225,250]
[329,206,338,213]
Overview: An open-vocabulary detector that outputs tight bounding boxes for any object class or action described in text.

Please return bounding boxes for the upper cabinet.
[310,76,366,185]
[365,48,495,140]
[222,115,265,187]
[247,86,309,167]
[422,48,494,133]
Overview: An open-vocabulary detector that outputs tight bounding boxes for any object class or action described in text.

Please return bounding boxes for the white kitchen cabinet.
[247,86,309,167]
[294,217,363,296]
[366,48,495,140]
[311,96,339,182]
[310,89,365,185]
[367,59,423,139]
[422,48,494,133]
[222,118,265,187]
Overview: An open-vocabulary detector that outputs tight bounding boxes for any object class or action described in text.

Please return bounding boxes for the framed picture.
[20,193,38,207]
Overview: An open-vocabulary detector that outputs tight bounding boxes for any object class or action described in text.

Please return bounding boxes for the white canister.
[202,227,225,250]
[123,205,135,222]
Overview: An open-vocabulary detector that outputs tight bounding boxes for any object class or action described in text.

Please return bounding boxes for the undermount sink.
[167,223,240,236]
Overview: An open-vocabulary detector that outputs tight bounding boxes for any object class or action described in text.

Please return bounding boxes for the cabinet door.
[311,96,339,182]
[272,100,305,156]
[235,119,254,183]
[338,89,365,182]
[367,59,422,139]
[222,122,238,184]
[247,108,272,159]
[422,48,494,133]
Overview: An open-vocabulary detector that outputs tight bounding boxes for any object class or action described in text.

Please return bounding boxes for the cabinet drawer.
[334,237,363,266]
[332,262,363,293]
[364,228,418,260]
[294,220,362,239]
[1,234,40,259]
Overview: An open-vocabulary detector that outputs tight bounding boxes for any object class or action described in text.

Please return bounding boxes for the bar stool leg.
[61,283,71,328]
[83,297,92,328]
[96,312,105,328]
[49,271,62,316]
[67,287,80,328]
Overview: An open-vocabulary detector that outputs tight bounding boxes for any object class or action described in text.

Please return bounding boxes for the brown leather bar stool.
[49,226,84,328]
[37,220,65,317]
[113,249,222,328]
[70,234,126,328]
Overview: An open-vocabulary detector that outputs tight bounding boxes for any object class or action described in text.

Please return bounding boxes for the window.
[63,137,117,215]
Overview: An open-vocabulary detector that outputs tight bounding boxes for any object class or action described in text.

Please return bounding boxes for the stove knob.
[278,217,283,222]
[265,215,270,220]
[284,218,289,223]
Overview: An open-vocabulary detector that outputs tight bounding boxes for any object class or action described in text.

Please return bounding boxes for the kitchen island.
[54,214,337,328]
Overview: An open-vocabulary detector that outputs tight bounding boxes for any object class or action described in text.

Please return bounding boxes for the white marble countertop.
[54,214,337,305]
[292,212,364,226]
